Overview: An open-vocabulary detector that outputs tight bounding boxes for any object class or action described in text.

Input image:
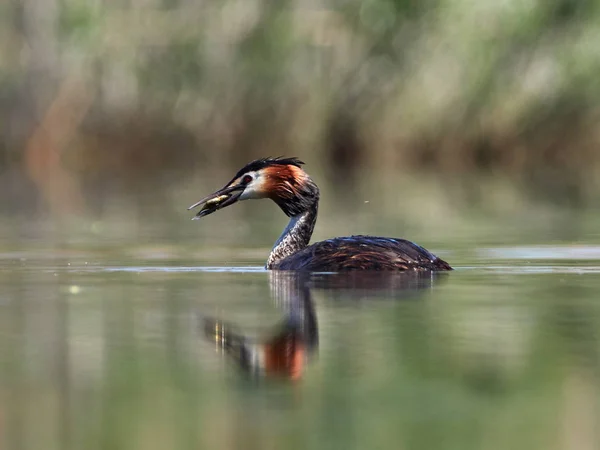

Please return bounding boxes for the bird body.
[189,157,452,272]
[272,236,452,271]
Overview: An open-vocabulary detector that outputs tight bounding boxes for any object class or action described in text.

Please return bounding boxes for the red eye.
[242,175,253,184]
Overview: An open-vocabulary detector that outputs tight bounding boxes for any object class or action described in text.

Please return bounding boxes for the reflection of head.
[202,271,317,382]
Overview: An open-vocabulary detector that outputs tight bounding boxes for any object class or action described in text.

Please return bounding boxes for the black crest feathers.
[233,157,304,179]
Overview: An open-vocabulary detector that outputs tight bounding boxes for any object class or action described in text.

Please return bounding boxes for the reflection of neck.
[267,201,318,269]
[268,271,318,355]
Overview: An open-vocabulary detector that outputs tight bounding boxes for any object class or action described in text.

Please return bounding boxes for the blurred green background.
[2,0,600,251]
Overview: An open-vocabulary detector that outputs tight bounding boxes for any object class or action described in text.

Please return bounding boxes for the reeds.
[2,0,600,210]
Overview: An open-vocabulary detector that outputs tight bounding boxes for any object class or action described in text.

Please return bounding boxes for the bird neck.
[267,200,318,269]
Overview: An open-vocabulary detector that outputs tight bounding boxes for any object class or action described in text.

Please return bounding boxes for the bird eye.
[242,175,253,184]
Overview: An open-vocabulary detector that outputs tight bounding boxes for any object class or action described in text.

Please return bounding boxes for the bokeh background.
[2,0,600,254]
[3,3,600,450]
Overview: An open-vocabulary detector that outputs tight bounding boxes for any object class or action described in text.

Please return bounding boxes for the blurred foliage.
[1,0,600,215]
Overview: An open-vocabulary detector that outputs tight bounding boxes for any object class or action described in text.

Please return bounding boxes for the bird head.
[188,157,319,218]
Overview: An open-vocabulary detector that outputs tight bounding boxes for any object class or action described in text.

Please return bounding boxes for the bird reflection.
[202,272,317,381]
[201,270,446,381]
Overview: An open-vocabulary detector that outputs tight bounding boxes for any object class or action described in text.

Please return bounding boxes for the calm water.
[2,245,600,450]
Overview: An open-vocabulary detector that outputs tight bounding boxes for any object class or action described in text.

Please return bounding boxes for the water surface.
[1,245,600,450]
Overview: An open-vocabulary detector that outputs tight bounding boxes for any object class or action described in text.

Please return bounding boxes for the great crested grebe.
[188,157,452,271]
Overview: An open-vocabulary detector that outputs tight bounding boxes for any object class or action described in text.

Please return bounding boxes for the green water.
[2,243,600,450]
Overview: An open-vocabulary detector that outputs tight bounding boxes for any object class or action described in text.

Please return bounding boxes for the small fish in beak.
[204,194,230,209]
[188,184,244,219]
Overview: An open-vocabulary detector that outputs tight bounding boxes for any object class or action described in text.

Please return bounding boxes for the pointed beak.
[188,184,244,219]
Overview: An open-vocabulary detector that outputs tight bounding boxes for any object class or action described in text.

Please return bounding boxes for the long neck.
[266,201,318,269]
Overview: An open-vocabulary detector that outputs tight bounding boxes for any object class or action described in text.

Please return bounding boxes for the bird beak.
[188,184,244,219]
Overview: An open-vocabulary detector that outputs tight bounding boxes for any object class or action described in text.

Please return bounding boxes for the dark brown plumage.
[272,236,452,271]
[188,157,453,272]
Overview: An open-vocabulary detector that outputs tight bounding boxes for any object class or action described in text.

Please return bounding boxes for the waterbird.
[188,157,452,271]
